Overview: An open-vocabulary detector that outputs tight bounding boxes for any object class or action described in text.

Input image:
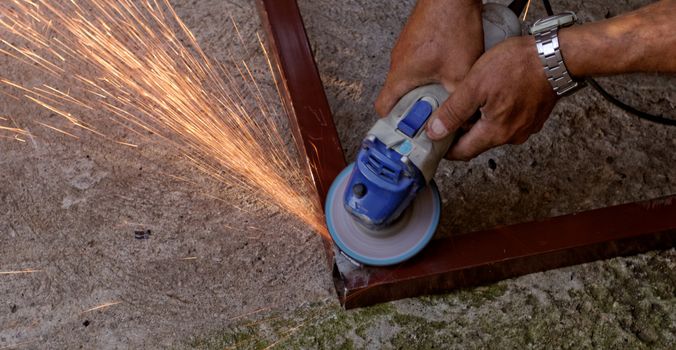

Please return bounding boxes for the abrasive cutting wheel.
[325,163,441,266]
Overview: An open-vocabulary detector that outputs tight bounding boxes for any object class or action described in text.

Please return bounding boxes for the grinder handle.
[368,3,522,181]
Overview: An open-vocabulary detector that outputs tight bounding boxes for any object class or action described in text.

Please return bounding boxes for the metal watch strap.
[534,28,580,96]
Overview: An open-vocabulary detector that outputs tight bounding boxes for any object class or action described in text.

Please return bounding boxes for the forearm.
[411,0,482,29]
[559,0,676,77]
[415,0,482,14]
[407,0,484,65]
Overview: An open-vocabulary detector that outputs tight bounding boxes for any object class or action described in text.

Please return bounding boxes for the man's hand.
[424,0,676,161]
[374,0,483,117]
[426,36,558,161]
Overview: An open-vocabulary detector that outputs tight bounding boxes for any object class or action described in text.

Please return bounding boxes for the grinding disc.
[325,163,441,266]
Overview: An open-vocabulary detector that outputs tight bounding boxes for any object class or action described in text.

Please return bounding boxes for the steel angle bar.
[338,195,676,308]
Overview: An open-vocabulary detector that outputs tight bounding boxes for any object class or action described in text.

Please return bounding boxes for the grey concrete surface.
[1,0,674,349]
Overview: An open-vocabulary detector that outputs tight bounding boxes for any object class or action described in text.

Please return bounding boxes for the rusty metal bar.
[256,0,676,309]
[338,195,676,308]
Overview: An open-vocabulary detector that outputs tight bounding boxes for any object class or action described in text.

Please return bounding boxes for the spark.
[179,256,197,261]
[0,135,26,142]
[114,140,139,148]
[37,122,79,139]
[0,125,29,135]
[522,0,533,21]
[82,301,123,314]
[260,326,304,350]
[223,301,335,349]
[228,306,272,321]
[0,269,42,275]
[0,0,326,235]
[260,307,334,350]
[0,115,31,141]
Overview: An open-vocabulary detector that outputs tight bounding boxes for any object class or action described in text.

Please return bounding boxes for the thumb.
[375,75,427,117]
[426,80,481,140]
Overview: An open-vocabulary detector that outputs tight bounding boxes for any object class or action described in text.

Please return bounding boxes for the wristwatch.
[530,12,585,96]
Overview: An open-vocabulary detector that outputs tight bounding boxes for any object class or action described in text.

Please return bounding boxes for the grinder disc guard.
[326,163,441,266]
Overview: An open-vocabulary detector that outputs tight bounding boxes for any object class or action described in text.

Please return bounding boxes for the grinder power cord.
[521,0,675,125]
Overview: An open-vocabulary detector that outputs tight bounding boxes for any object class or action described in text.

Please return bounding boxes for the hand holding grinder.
[325,3,522,266]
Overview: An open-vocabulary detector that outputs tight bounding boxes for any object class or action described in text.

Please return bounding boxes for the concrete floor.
[1,0,674,349]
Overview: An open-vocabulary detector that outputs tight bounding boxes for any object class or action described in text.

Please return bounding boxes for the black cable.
[586,78,676,126]
[542,0,554,16]
[540,0,675,126]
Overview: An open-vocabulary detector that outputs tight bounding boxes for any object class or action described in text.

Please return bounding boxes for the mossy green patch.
[188,302,377,349]
[388,313,456,349]
[417,282,508,308]
[188,251,675,349]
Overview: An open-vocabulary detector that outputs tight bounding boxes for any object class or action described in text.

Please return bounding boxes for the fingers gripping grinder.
[325,4,522,266]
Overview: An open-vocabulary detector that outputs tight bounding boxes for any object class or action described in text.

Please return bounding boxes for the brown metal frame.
[256,0,676,309]
[337,196,676,308]
[256,0,347,266]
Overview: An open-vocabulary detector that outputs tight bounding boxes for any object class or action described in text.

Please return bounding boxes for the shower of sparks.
[0,0,326,235]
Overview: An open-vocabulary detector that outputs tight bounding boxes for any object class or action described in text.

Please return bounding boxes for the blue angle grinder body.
[325,86,448,266]
[325,3,521,266]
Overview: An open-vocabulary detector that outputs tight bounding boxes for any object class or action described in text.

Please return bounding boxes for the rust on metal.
[338,195,676,308]
[256,0,676,309]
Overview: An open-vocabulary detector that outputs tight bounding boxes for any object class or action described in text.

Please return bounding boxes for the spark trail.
[0,0,326,235]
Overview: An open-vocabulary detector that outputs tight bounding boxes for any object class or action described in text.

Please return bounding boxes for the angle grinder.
[325,3,522,266]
